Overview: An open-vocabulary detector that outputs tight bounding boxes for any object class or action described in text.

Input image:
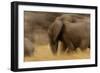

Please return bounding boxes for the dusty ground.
[24,44,90,62]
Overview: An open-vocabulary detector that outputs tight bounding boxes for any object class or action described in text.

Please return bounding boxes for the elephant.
[24,37,34,56]
[48,14,90,54]
[24,11,62,56]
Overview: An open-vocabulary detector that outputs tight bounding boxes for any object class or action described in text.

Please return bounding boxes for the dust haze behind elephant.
[24,11,62,56]
[48,14,90,54]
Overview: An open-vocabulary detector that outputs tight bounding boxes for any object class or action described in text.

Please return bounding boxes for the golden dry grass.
[24,44,90,62]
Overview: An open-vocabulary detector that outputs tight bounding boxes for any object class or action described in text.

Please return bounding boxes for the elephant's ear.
[48,17,63,41]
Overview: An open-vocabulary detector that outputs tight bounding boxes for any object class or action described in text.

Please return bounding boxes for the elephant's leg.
[60,42,66,54]
[24,38,34,56]
[51,47,57,55]
[50,42,58,55]
[67,42,76,53]
[79,39,89,51]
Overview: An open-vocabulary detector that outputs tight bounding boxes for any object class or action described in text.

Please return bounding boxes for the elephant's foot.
[67,48,77,54]
[60,42,66,54]
[60,48,66,54]
[51,48,58,55]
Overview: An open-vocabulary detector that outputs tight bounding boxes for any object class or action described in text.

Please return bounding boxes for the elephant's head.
[48,17,63,54]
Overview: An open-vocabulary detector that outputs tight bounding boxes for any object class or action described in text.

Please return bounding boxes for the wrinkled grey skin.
[48,14,90,54]
[24,11,62,56]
